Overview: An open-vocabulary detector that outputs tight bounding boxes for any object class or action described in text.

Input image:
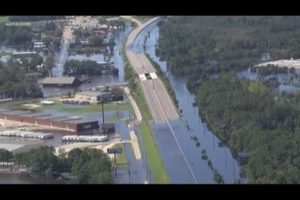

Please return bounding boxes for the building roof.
[65,119,99,124]
[42,77,77,85]
[76,91,107,97]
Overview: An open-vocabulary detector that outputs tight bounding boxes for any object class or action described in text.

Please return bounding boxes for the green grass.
[106,112,122,121]
[138,122,170,183]
[60,103,130,113]
[133,85,152,121]
[0,16,9,23]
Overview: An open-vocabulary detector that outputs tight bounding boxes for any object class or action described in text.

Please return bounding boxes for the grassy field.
[106,113,122,121]
[60,103,130,113]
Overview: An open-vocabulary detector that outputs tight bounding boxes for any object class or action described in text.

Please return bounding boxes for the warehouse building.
[0,111,99,134]
[75,89,124,103]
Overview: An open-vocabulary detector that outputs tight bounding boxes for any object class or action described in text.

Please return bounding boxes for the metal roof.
[65,119,99,124]
[42,77,77,85]
[76,91,106,97]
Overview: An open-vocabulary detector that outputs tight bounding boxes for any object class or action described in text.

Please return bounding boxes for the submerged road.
[125,17,179,123]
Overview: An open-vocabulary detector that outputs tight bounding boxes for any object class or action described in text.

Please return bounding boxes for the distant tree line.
[64,59,118,76]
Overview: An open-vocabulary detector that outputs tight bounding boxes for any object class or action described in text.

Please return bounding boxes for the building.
[75,91,112,103]
[100,123,115,134]
[0,111,99,134]
[42,77,81,87]
[12,51,36,57]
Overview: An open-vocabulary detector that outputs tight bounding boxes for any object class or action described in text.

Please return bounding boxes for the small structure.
[238,151,250,165]
[100,123,115,134]
[42,77,81,87]
[75,90,123,103]
[40,100,55,105]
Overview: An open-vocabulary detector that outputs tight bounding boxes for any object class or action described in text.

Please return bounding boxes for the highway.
[125,18,179,123]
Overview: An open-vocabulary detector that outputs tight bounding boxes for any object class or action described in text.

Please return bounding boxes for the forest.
[0,60,43,99]
[197,74,300,183]
[0,24,33,48]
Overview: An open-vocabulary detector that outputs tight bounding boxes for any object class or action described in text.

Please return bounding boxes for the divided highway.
[125,18,179,123]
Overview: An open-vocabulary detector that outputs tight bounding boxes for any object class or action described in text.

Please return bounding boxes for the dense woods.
[0,61,43,99]
[197,74,300,183]
[0,24,33,48]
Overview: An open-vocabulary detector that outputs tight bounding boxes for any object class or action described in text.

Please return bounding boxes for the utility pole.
[101,100,109,140]
[102,101,105,125]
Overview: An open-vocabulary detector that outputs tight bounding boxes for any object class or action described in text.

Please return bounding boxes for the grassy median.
[138,122,170,183]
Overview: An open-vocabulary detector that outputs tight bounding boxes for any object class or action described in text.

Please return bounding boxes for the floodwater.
[237,69,300,93]
[0,174,64,184]
[133,21,245,183]
[42,24,132,97]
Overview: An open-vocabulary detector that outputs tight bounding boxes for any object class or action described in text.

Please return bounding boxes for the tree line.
[64,59,118,76]
[0,146,113,184]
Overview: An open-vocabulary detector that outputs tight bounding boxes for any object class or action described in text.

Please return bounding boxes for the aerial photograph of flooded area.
[1,15,300,184]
